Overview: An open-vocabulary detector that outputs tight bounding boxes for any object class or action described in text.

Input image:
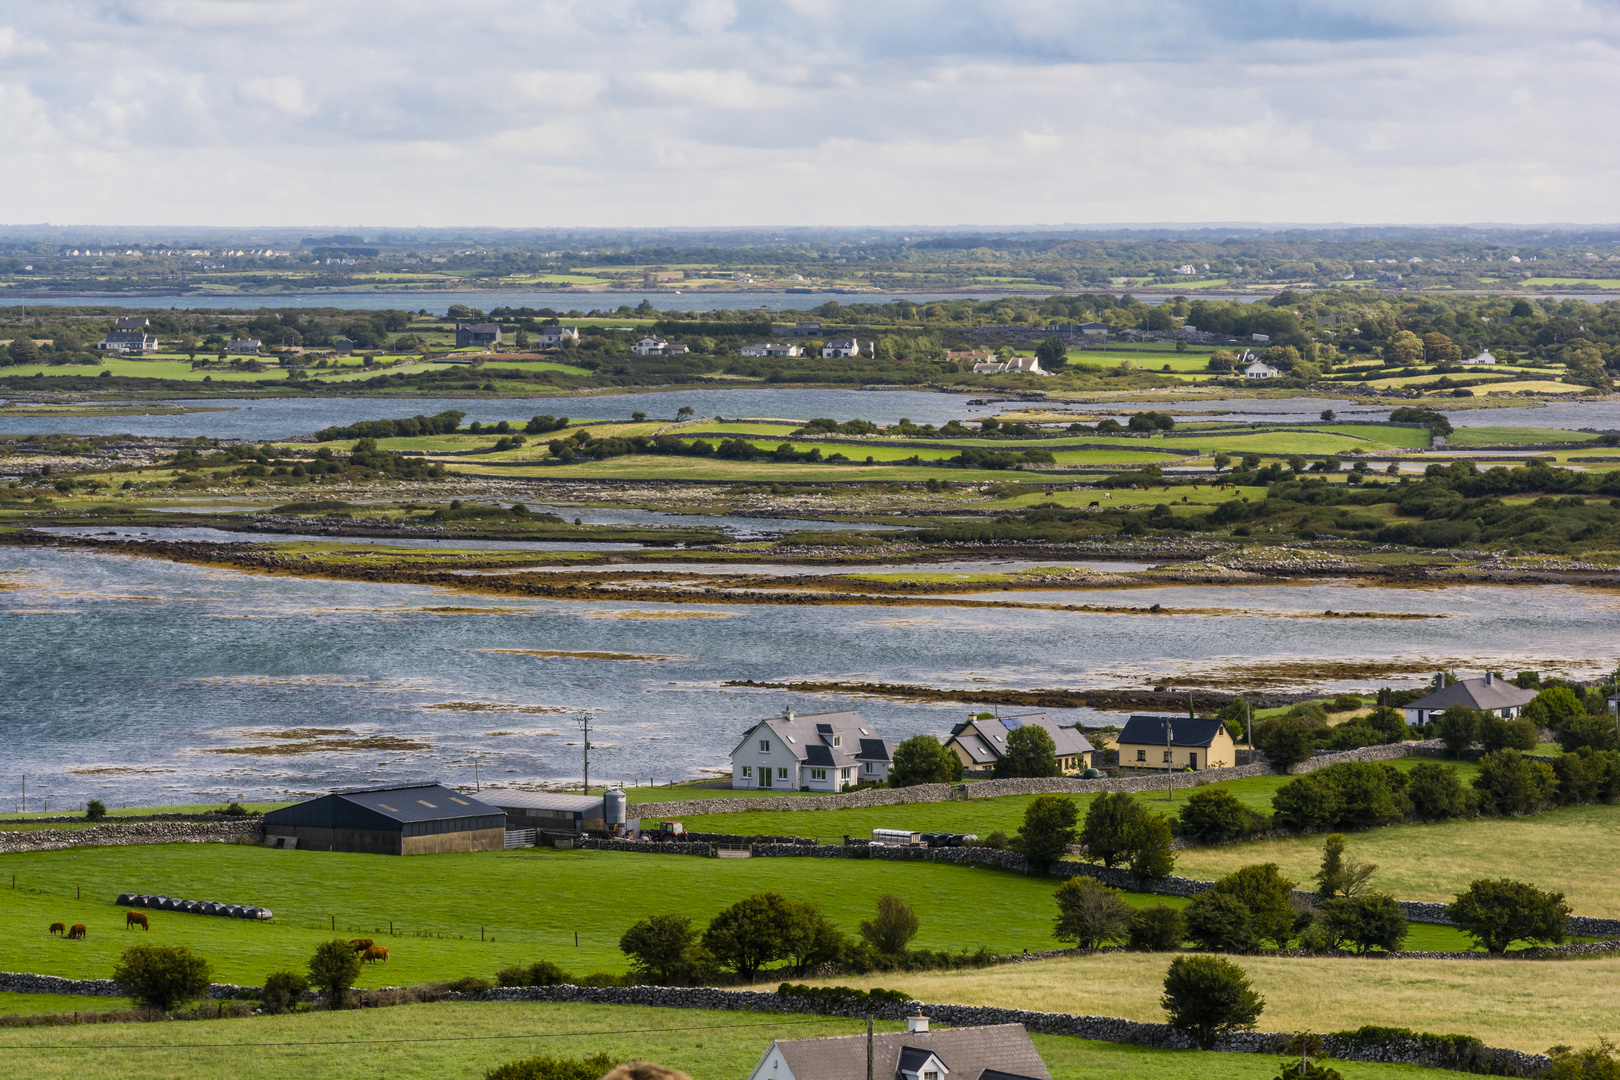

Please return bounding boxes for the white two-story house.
[729,708,892,791]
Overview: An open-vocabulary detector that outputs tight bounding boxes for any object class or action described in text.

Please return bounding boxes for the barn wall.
[401,827,505,855]
[267,825,404,855]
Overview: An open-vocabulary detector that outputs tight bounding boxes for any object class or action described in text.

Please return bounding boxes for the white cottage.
[1402,672,1538,727]
[730,708,891,791]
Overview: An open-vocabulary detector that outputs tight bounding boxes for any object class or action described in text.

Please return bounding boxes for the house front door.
[1188,752,1198,769]
[759,769,772,788]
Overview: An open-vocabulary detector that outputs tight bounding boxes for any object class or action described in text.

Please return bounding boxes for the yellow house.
[1114,715,1235,772]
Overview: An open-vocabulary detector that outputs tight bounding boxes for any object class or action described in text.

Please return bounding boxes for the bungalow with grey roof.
[944,713,1093,776]
[730,707,891,791]
[1115,714,1235,772]
[1401,672,1538,728]
[226,338,261,354]
[455,323,502,348]
[746,1015,1050,1080]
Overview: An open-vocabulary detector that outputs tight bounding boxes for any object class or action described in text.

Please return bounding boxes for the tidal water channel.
[2,546,1615,808]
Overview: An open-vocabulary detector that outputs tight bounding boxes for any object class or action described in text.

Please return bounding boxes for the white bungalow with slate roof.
[1402,672,1538,727]
[945,713,1092,775]
[747,1015,1051,1080]
[730,708,892,791]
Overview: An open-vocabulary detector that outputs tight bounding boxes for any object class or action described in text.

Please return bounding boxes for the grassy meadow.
[0,999,1483,1080]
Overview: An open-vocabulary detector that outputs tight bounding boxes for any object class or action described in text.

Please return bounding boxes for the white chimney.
[784,707,794,721]
[907,1013,929,1034]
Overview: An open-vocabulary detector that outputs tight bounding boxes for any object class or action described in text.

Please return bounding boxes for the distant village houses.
[972,356,1048,376]
[740,342,804,357]
[821,337,863,358]
[538,325,580,348]
[96,330,158,353]
[632,335,690,357]
[1244,360,1281,379]
[226,337,262,355]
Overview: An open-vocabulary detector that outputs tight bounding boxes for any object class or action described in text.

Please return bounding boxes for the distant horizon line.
[4,222,1620,234]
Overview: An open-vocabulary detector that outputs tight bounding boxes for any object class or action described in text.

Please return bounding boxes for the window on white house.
[742,766,751,778]
[832,735,841,747]
[840,768,850,780]
[811,768,826,780]
[759,740,770,752]
[924,1072,938,1079]
[777,768,788,780]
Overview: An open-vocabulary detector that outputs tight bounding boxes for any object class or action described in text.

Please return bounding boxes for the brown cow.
[67,924,87,940]
[361,946,388,964]
[126,911,150,931]
[49,922,65,936]
[349,938,374,953]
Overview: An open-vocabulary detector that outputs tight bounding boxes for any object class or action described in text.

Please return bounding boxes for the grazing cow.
[49,922,65,936]
[349,938,374,953]
[361,946,388,964]
[1088,501,1100,508]
[126,911,150,931]
[67,924,87,940]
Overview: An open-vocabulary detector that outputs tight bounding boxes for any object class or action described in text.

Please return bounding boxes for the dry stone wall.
[0,820,264,855]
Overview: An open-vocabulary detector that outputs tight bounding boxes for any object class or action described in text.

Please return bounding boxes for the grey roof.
[458,323,501,334]
[859,737,891,763]
[949,714,1093,761]
[1406,677,1537,713]
[264,783,504,831]
[479,790,604,813]
[771,1025,1050,1080]
[1117,715,1228,748]
[102,330,150,343]
[336,784,501,824]
[897,1047,942,1074]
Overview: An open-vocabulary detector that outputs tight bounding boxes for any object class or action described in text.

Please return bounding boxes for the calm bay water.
[1,546,1614,809]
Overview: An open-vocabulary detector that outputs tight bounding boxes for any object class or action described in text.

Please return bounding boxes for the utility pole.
[866,1018,874,1080]
[1165,719,1173,802]
[575,715,591,794]
[1245,699,1253,754]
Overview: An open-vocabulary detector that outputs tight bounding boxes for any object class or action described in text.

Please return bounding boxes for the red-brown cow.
[361,946,388,963]
[67,924,87,940]
[349,938,374,953]
[126,911,150,931]
[49,922,65,936]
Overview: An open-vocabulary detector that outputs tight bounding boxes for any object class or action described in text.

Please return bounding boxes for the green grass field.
[0,999,1480,1080]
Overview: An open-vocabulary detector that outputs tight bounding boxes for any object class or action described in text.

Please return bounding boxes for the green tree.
[1079,792,1145,868]
[1034,337,1068,370]
[1255,715,1316,771]
[1161,955,1265,1049]
[1527,686,1586,729]
[780,899,847,975]
[486,1052,622,1080]
[308,939,363,1008]
[1472,749,1557,815]
[1177,788,1268,844]
[996,724,1059,778]
[1127,905,1187,951]
[1287,454,1306,474]
[1446,878,1570,953]
[1213,452,1232,473]
[1241,453,1262,470]
[1210,863,1298,949]
[1052,876,1133,951]
[1543,1041,1620,1080]
[620,913,706,985]
[859,894,919,956]
[1316,893,1408,954]
[1479,716,1541,754]
[888,734,964,787]
[85,799,106,821]
[6,335,39,365]
[703,893,791,980]
[1436,706,1481,757]
[260,971,308,1014]
[1016,794,1079,870]
[1126,814,1178,879]
[1384,330,1424,364]
[1314,834,1376,899]
[111,944,213,1013]
[1406,761,1470,819]
[1557,713,1619,754]
[1185,890,1259,952]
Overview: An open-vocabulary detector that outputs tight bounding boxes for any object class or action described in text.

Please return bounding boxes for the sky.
[1,0,1617,227]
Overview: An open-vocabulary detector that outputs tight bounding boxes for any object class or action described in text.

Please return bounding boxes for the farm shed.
[480,791,619,834]
[263,784,505,856]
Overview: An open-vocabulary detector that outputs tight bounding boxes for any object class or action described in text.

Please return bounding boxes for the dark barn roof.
[265,784,504,835]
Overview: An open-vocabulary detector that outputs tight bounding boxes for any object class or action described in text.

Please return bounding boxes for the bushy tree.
[1126,813,1178,879]
[780,899,847,975]
[1177,788,1270,844]
[1255,715,1317,771]
[1128,905,1187,951]
[1271,772,1341,832]
[1406,761,1471,819]
[260,971,307,1014]
[1034,337,1068,370]
[1161,955,1264,1049]
[1314,834,1375,899]
[1208,863,1298,949]
[1543,1041,1620,1080]
[620,914,708,985]
[1557,713,1619,754]
[1185,890,1259,952]
[1316,894,1409,954]
[1446,879,1570,953]
[486,1052,621,1080]
[1527,686,1586,729]
[1472,749,1558,815]
[497,960,570,988]
[703,893,791,979]
[996,725,1059,779]
[112,944,213,1013]
[1052,877,1133,952]
[1015,794,1079,870]
[1436,706,1481,757]
[85,799,106,821]
[308,938,363,1008]
[888,735,964,787]
[859,894,919,956]
[1363,707,1409,744]
[1551,747,1620,805]
[1079,792,1144,868]
[1480,715,1540,753]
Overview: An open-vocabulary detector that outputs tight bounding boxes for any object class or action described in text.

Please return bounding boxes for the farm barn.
[263,784,505,855]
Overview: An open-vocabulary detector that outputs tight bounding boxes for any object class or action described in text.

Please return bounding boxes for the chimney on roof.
[1435,673,1445,689]
[1485,671,1494,685]
[907,1012,929,1034]
[784,707,794,721]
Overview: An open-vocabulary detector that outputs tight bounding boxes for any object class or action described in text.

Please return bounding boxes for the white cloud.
[0,1,1617,224]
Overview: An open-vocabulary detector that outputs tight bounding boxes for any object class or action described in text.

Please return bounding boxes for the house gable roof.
[951,714,1093,760]
[730,710,887,762]
[1405,677,1537,713]
[771,1025,1049,1080]
[1116,715,1229,748]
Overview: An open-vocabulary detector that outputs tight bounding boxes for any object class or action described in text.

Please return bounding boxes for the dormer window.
[832,735,842,747]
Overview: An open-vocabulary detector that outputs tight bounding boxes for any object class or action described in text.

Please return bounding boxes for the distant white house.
[1402,672,1537,727]
[973,356,1048,376]
[822,338,862,358]
[1250,333,1271,343]
[96,330,158,353]
[1176,265,1196,274]
[740,342,803,357]
[746,1017,1052,1080]
[1462,349,1496,365]
[538,325,580,347]
[1243,360,1281,378]
[631,335,689,357]
[226,338,262,355]
[730,707,892,791]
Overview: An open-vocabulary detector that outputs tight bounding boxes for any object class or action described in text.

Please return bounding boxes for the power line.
[3,1015,850,1052]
